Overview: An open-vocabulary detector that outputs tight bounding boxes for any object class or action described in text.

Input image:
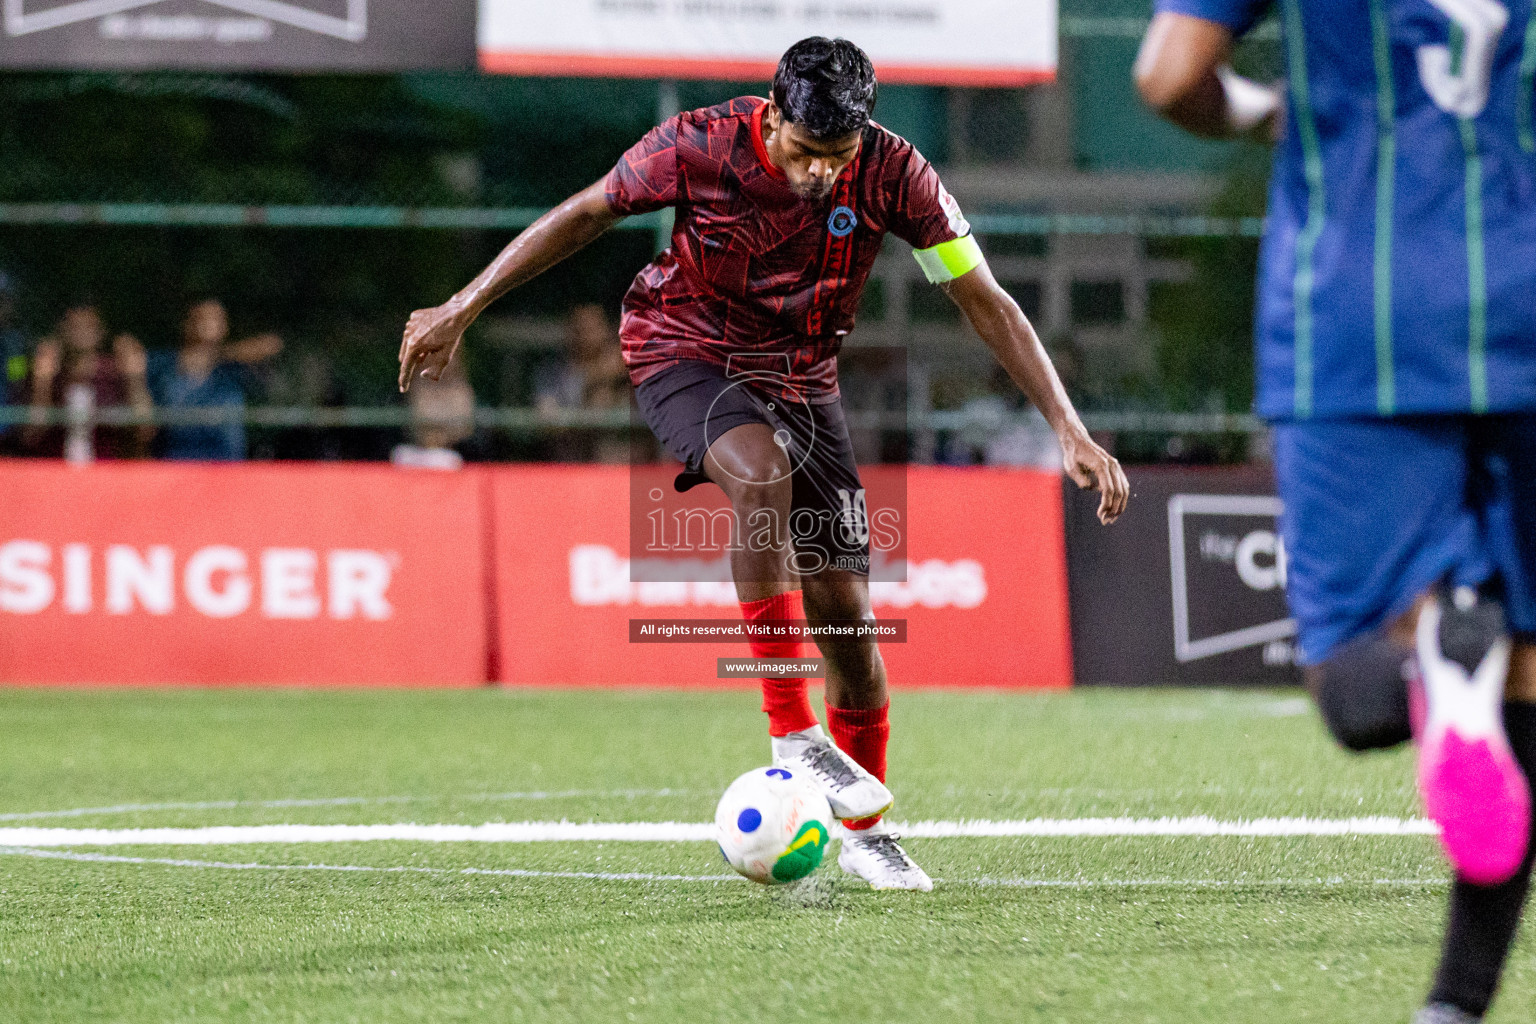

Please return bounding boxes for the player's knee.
[806,589,872,626]
[1309,628,1414,752]
[724,461,792,510]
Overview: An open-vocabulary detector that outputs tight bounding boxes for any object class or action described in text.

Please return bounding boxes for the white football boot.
[770,724,893,822]
[837,821,933,891]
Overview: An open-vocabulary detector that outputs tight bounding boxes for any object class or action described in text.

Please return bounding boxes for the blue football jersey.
[1156,0,1536,419]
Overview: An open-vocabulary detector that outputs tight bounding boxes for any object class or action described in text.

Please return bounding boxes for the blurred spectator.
[147,299,282,461]
[392,349,475,471]
[269,350,349,461]
[532,304,632,463]
[982,404,1063,469]
[23,303,153,461]
[1046,335,1086,406]
[534,304,630,410]
[835,347,908,464]
[0,272,27,448]
[949,365,1063,470]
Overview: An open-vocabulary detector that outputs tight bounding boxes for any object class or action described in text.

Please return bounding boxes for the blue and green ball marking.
[769,819,829,881]
[722,800,830,883]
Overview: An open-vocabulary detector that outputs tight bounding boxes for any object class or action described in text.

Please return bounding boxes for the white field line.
[0,846,736,882]
[0,822,716,846]
[0,815,1437,848]
[0,789,690,823]
[905,816,1437,837]
[958,874,1445,889]
[0,847,1448,889]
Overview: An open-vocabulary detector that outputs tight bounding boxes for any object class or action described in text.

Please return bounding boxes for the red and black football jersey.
[604,97,971,402]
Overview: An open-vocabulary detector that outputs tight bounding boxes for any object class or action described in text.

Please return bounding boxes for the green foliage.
[0,74,507,400]
[1149,146,1273,416]
[403,74,661,206]
[0,74,484,205]
[0,73,698,404]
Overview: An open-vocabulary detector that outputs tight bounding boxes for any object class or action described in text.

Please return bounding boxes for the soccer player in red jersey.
[400,38,1129,889]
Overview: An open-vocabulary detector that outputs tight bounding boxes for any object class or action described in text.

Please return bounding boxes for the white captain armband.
[912,234,985,285]
[1217,66,1281,135]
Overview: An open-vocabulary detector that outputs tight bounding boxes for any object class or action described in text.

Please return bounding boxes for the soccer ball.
[715,766,834,884]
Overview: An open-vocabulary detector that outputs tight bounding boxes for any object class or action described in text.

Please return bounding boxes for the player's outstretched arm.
[943,263,1131,525]
[398,179,621,392]
[1134,12,1279,140]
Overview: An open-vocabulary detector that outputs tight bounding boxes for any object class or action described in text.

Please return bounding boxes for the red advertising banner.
[490,465,1071,689]
[0,461,486,686]
[0,461,1070,687]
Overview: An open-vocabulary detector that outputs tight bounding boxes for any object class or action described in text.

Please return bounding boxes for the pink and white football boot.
[1415,592,1530,885]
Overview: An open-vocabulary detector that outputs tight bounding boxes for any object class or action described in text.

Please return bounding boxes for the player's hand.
[399,305,465,393]
[1060,426,1130,525]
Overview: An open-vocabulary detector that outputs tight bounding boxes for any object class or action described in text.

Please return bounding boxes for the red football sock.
[741,590,817,738]
[825,702,890,830]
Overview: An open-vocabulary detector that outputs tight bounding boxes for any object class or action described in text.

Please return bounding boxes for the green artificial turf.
[0,687,1529,1023]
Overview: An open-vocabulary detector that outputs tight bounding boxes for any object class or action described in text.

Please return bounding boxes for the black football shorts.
[634,358,870,576]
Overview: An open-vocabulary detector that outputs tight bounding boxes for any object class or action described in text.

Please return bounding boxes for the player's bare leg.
[803,567,888,711]
[702,422,796,604]
[801,567,931,891]
[702,425,893,824]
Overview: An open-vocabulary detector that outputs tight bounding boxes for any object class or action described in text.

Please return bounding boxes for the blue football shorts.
[1273,413,1536,665]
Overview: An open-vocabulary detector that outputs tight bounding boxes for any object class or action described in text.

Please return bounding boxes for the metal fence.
[0,405,1266,434]
[0,204,1268,238]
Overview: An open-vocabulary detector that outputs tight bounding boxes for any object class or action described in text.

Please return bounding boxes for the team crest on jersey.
[827,205,859,238]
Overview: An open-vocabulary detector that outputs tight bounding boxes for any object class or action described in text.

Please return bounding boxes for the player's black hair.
[61,292,100,314]
[771,37,877,140]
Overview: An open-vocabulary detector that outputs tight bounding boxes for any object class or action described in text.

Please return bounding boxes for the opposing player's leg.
[1421,680,1536,1023]
[1276,414,1536,1021]
[1420,414,1536,1022]
[1278,416,1529,875]
[1414,593,1528,886]
[1310,585,1527,886]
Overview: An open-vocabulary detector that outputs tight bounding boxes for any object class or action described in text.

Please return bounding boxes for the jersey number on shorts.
[1417,0,1510,117]
[837,488,869,547]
